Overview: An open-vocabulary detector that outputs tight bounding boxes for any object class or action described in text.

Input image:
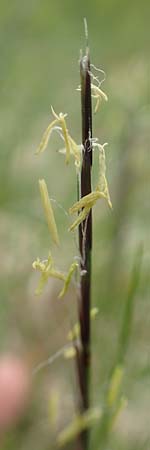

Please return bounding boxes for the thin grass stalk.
[76,47,92,449]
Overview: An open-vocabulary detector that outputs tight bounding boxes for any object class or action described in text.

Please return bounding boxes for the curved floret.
[91,83,108,113]
[36,106,81,167]
[36,106,70,164]
[32,254,79,298]
[69,191,107,232]
[59,137,82,169]
[51,107,71,164]
[32,253,65,295]
[36,118,58,155]
[68,136,81,169]
[59,262,79,298]
[77,83,108,113]
[95,143,112,209]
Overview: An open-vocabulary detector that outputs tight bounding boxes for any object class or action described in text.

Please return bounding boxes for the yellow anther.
[36,106,71,164]
[36,118,58,154]
[77,83,108,113]
[59,262,79,298]
[32,253,65,295]
[96,144,112,209]
[59,137,81,169]
[39,179,60,246]
[91,83,108,113]
[33,254,78,298]
[69,191,106,231]
[63,346,76,359]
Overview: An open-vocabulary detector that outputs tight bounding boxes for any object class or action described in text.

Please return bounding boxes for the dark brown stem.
[77,48,92,450]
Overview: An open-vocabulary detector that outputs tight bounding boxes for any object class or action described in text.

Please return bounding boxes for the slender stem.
[77,48,92,449]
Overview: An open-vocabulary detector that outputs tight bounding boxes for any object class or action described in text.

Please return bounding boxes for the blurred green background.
[0,0,150,448]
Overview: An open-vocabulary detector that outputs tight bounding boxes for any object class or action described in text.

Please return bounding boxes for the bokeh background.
[0,0,150,449]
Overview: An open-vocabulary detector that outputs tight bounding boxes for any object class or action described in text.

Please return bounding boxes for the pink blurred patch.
[0,355,31,430]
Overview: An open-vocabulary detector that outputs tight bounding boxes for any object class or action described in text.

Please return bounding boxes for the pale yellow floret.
[39,179,60,246]
[68,323,80,341]
[91,83,108,113]
[68,136,81,168]
[51,106,71,164]
[36,106,71,164]
[69,206,90,232]
[33,254,78,297]
[96,145,112,209]
[90,307,99,319]
[77,83,108,113]
[69,191,106,214]
[32,253,65,295]
[36,118,58,154]
[59,262,79,298]
[69,191,106,232]
[91,83,108,101]
[63,346,76,359]
[69,142,112,231]
[32,257,47,272]
[59,137,81,169]
[59,114,70,165]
